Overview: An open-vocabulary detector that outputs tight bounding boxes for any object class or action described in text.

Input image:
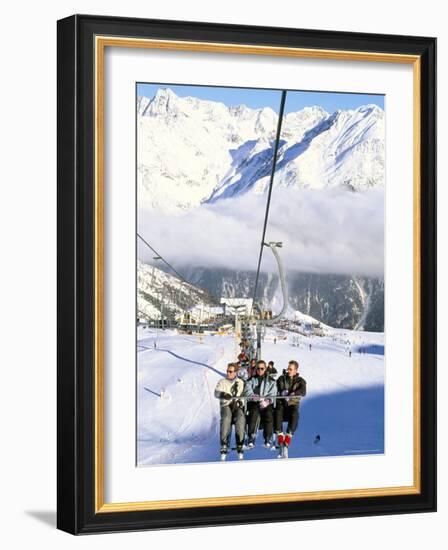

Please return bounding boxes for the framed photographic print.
[57,14,436,534]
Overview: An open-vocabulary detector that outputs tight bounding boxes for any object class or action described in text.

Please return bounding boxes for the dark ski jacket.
[276,373,306,407]
[267,365,278,377]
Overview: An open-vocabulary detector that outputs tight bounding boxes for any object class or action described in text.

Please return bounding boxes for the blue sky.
[137,83,384,114]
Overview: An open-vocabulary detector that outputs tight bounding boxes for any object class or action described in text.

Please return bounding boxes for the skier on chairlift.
[274,360,307,458]
[267,360,278,377]
[243,360,277,449]
[247,358,257,379]
[214,363,246,460]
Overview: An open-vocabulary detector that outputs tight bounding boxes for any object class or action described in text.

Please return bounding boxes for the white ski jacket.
[214,377,245,407]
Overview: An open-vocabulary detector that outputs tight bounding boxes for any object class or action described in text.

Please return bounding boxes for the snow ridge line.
[152,347,225,377]
[143,386,161,397]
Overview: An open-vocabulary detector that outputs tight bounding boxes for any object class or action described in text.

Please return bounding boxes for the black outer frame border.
[57,14,437,535]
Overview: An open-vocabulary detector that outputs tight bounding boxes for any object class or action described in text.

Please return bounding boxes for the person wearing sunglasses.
[243,360,277,448]
[214,362,246,460]
[274,360,307,457]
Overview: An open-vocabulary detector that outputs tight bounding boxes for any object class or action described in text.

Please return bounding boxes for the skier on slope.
[214,363,246,460]
[243,360,277,448]
[274,360,307,458]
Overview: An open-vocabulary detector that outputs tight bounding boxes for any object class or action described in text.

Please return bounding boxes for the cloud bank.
[138,188,384,278]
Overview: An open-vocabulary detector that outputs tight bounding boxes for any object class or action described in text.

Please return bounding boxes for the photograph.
[136,82,386,466]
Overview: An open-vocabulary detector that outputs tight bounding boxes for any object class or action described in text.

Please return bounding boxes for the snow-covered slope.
[137,88,384,212]
[137,260,217,321]
[137,326,384,465]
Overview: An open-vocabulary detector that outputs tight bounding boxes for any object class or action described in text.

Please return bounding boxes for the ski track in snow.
[137,327,384,466]
[153,347,224,376]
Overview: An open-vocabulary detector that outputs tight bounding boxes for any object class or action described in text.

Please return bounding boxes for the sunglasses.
[256,367,266,371]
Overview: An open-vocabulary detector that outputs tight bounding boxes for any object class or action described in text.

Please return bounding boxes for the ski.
[274,444,289,458]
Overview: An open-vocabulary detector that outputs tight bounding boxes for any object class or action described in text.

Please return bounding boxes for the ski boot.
[220,445,228,461]
[277,433,285,458]
[282,434,292,459]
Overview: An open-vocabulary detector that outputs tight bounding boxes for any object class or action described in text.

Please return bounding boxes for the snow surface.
[137,325,384,465]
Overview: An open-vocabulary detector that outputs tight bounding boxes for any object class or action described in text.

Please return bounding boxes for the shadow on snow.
[141,384,384,464]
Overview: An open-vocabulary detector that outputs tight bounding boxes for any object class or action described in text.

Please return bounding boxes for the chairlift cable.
[250,90,287,317]
[137,232,190,285]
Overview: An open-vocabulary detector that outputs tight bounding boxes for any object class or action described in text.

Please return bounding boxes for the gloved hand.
[220,392,232,400]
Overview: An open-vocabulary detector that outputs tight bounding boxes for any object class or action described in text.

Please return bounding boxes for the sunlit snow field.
[137,326,384,466]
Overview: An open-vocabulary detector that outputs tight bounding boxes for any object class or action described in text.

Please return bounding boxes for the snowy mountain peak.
[143,87,181,117]
[356,103,383,115]
[137,88,385,211]
[289,105,329,119]
[154,87,177,100]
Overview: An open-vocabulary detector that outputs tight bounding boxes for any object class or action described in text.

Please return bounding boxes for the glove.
[220,392,232,400]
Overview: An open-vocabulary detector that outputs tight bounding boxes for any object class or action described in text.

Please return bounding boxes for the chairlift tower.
[255,241,288,360]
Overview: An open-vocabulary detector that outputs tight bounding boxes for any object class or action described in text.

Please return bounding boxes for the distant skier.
[243,360,277,448]
[214,363,246,460]
[274,360,307,458]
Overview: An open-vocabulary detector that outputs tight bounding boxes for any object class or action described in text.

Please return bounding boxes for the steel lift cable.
[250,90,287,317]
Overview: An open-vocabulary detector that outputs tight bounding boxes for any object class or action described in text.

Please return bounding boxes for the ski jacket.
[214,377,245,407]
[247,364,257,379]
[276,373,306,407]
[243,374,277,404]
[237,366,249,381]
[267,365,278,377]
